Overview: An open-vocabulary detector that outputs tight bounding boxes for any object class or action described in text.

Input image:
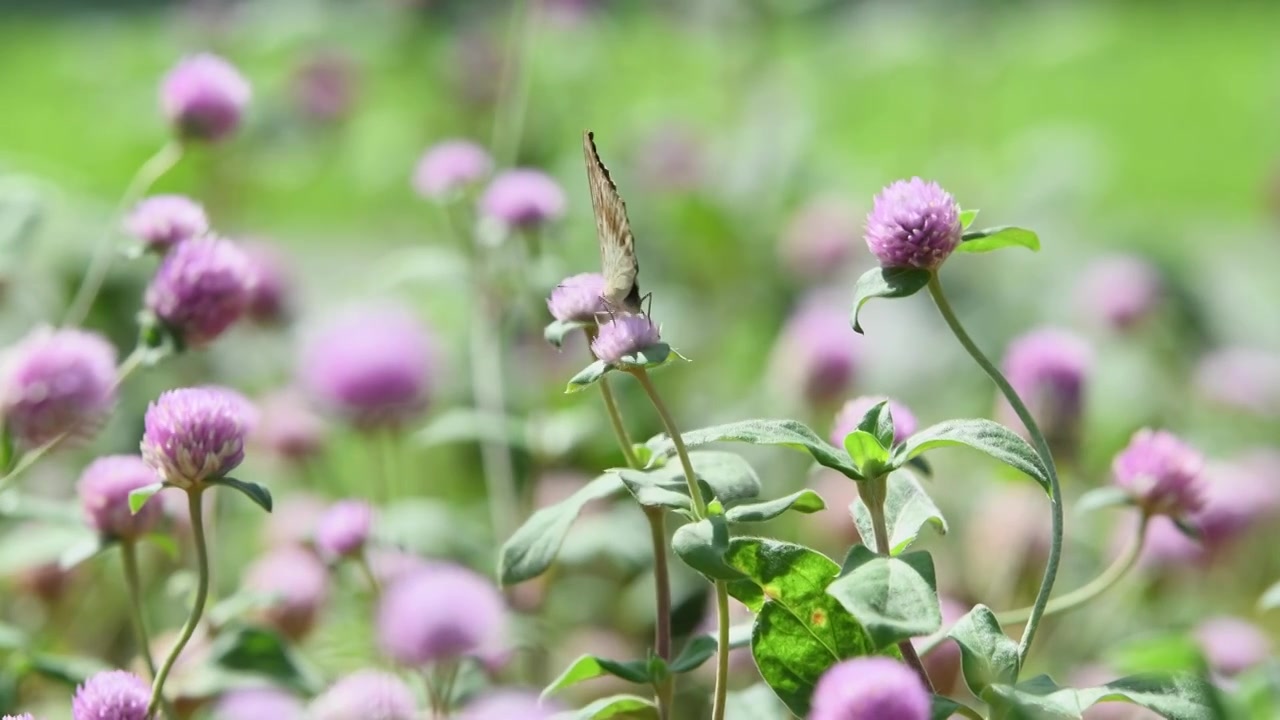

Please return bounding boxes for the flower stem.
[64,140,184,328]
[357,550,382,600]
[147,489,210,719]
[926,273,1063,669]
[121,541,157,678]
[864,475,934,692]
[997,514,1149,625]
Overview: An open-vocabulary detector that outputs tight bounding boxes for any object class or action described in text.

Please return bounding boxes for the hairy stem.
[927,273,1063,668]
[147,489,210,719]
[865,476,934,692]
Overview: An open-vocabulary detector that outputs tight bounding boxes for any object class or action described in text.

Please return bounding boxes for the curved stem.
[357,550,382,600]
[147,489,210,718]
[926,274,1063,668]
[597,371,640,469]
[712,580,731,720]
[997,514,1149,625]
[64,140,184,328]
[120,541,157,678]
[865,476,934,692]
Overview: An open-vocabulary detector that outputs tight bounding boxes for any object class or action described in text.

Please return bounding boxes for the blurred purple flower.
[634,123,705,191]
[0,327,117,449]
[240,242,293,325]
[244,546,329,641]
[966,485,1050,598]
[78,455,163,540]
[413,140,492,200]
[124,195,209,251]
[300,305,435,429]
[72,670,150,720]
[455,690,560,720]
[810,657,929,720]
[1112,429,1204,517]
[1194,616,1272,677]
[590,314,661,365]
[914,596,967,696]
[211,687,305,720]
[770,295,862,407]
[377,564,508,667]
[253,390,327,462]
[547,273,607,324]
[780,196,860,280]
[367,548,438,587]
[290,49,357,123]
[480,169,566,228]
[308,670,416,720]
[1195,347,1280,416]
[160,53,251,142]
[141,387,249,488]
[999,327,1092,456]
[1075,255,1163,331]
[145,235,253,348]
[830,395,916,446]
[314,500,373,560]
[262,493,328,548]
[2,714,35,720]
[864,177,961,270]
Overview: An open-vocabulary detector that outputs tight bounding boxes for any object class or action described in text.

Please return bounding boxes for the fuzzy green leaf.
[559,694,658,719]
[893,419,1050,493]
[672,515,742,581]
[959,209,980,229]
[843,430,890,478]
[983,673,1224,720]
[725,490,825,523]
[956,226,1041,254]
[670,635,719,673]
[566,360,611,393]
[543,654,652,699]
[210,477,273,513]
[647,418,860,480]
[545,319,590,348]
[616,451,761,512]
[850,471,947,555]
[949,605,1019,695]
[850,266,932,334]
[128,482,165,514]
[499,473,623,585]
[855,400,896,450]
[828,547,940,649]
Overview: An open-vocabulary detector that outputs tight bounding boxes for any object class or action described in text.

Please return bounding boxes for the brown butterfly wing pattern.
[583,130,642,314]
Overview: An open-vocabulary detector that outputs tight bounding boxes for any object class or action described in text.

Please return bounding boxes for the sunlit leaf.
[828,547,940,649]
[893,419,1049,493]
[499,473,623,585]
[850,266,932,334]
[850,470,947,555]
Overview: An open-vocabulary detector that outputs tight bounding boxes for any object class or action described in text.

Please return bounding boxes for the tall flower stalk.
[147,488,209,717]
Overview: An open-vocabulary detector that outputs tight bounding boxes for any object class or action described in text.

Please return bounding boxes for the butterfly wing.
[583,130,641,313]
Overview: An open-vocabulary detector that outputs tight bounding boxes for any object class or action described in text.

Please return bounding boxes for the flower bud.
[0,327,117,449]
[590,314,661,365]
[160,53,251,142]
[78,455,164,540]
[864,177,961,270]
[145,235,253,348]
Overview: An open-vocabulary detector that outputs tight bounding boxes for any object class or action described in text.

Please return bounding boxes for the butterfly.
[583,130,646,316]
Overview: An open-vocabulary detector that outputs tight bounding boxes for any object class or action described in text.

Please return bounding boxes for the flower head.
[124,195,209,250]
[770,296,862,407]
[78,456,163,540]
[160,53,251,142]
[140,387,250,488]
[1112,429,1204,517]
[308,670,416,720]
[253,390,327,461]
[72,670,150,720]
[299,305,435,428]
[241,242,293,325]
[780,196,860,280]
[377,564,507,666]
[1000,327,1092,456]
[831,396,917,446]
[0,327,117,449]
[810,657,930,720]
[455,691,560,720]
[211,687,305,720]
[480,169,566,228]
[1194,616,1272,677]
[864,177,962,270]
[590,314,661,365]
[1195,347,1280,416]
[547,273,607,324]
[413,140,493,199]
[314,500,373,560]
[1075,255,1162,331]
[244,546,329,641]
[145,235,253,348]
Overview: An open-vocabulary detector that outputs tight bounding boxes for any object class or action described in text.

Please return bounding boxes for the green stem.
[595,357,640,469]
[926,274,1063,668]
[357,550,382,599]
[997,514,1149,625]
[64,140,184,328]
[489,0,536,166]
[147,489,210,718]
[712,580,731,720]
[865,476,934,692]
[120,541,157,678]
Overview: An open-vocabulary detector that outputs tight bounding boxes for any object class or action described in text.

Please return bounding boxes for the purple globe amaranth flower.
[831,396,917,447]
[290,49,358,124]
[770,296,862,407]
[244,546,329,641]
[1112,429,1205,517]
[810,657,930,720]
[999,327,1092,457]
[2,714,35,720]
[1194,616,1272,677]
[253,390,327,461]
[314,500,373,560]
[262,493,328,548]
[308,670,416,720]
[480,169,566,228]
[72,670,150,720]
[78,456,163,540]
[0,327,117,449]
[124,195,209,251]
[547,273,607,324]
[456,691,560,720]
[145,235,254,348]
[864,177,962,270]
[299,305,435,428]
[377,564,508,666]
[780,196,861,280]
[211,687,304,720]
[161,53,251,142]
[240,241,293,325]
[413,139,493,199]
[1194,347,1280,416]
[1075,255,1163,331]
[140,387,250,488]
[590,314,661,365]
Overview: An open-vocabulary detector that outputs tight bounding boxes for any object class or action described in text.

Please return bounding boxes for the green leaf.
[647,418,860,480]
[545,319,590,348]
[619,342,681,369]
[207,624,322,694]
[932,695,979,720]
[1076,486,1134,515]
[827,547,940,649]
[855,400,896,450]
[893,419,1050,493]
[843,430,890,478]
[57,535,112,571]
[956,226,1041,254]
[128,482,165,514]
[983,673,1224,720]
[724,538,879,717]
[1260,580,1280,611]
[959,209,980,229]
[26,653,111,686]
[143,532,180,561]
[1106,633,1206,675]
[210,477,273,513]
[616,451,762,513]
[207,590,279,629]
[559,694,658,719]
[499,472,623,585]
[850,266,932,334]
[542,654,652,699]
[725,489,825,523]
[949,605,1019,694]
[566,360,610,393]
[670,635,719,673]
[850,470,947,555]
[672,516,742,581]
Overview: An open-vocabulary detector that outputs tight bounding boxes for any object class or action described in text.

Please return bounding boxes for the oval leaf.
[545,319,589,348]
[499,473,623,585]
[646,419,860,480]
[128,482,166,514]
[850,470,947,555]
[843,430,889,478]
[566,360,611,394]
[207,625,322,693]
[828,547,941,649]
[725,489,825,523]
[670,635,719,673]
[559,694,658,719]
[850,266,932,334]
[672,516,742,581]
[948,604,1019,695]
[983,672,1223,720]
[959,209,980,229]
[542,654,651,699]
[210,477,273,513]
[893,419,1050,493]
[956,226,1041,254]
